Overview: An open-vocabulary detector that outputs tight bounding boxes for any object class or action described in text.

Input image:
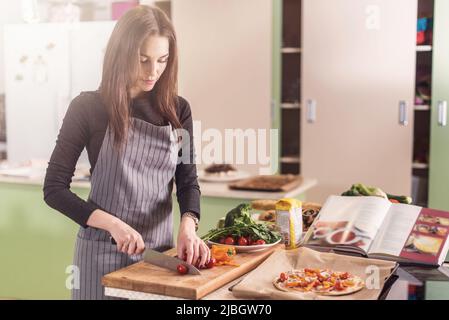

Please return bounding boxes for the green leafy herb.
[201,203,281,244]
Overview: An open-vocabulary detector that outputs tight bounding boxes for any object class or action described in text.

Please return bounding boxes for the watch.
[182,212,199,231]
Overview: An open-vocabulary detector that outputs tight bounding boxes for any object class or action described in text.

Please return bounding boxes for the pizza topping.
[279,272,288,282]
[334,280,344,291]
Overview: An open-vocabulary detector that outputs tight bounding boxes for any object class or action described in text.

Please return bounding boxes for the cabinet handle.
[438,101,448,127]
[271,99,276,123]
[399,101,408,126]
[306,99,316,123]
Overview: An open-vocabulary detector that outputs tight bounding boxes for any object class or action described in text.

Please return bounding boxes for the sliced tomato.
[280,272,288,282]
[334,280,345,291]
[339,272,349,280]
[177,264,188,275]
[206,258,216,269]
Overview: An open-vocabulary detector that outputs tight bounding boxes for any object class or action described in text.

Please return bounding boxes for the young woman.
[43,5,210,300]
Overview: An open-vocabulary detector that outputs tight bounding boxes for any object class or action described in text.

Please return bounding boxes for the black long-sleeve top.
[43,90,201,228]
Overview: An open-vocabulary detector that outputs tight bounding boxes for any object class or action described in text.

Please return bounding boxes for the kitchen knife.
[110,237,200,275]
[143,248,202,275]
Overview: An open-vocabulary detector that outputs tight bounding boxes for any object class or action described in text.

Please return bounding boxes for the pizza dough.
[273,268,365,296]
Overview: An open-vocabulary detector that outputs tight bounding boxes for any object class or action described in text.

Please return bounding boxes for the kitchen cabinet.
[171,0,275,176]
[279,0,301,175]
[171,0,434,205]
[428,0,449,211]
[0,181,85,299]
[300,0,417,203]
[411,0,434,207]
[3,21,115,164]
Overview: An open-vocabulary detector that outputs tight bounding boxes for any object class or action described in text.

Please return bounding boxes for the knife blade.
[143,248,202,275]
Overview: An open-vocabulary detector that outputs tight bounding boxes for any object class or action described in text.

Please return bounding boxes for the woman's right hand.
[87,209,145,256]
[108,219,146,255]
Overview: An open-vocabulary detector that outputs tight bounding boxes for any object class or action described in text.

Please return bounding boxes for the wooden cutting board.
[102,245,282,300]
[228,175,303,192]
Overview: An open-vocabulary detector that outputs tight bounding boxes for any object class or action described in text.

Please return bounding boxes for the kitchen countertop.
[0,175,91,189]
[103,266,449,300]
[104,277,243,300]
[0,175,317,200]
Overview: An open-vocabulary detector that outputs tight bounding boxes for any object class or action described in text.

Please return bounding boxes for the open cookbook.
[302,196,449,266]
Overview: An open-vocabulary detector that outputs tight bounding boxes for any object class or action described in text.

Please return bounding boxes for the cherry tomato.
[280,272,287,282]
[219,238,225,244]
[224,236,235,245]
[238,236,249,246]
[339,272,349,280]
[335,280,344,291]
[255,239,266,245]
[177,264,188,275]
[206,258,216,269]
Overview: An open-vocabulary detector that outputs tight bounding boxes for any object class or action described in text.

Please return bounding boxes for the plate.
[413,236,442,254]
[198,170,250,183]
[325,228,361,245]
[207,238,282,253]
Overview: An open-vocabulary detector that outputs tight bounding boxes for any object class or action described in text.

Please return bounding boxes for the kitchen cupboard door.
[69,21,116,100]
[4,24,70,164]
[428,0,449,211]
[171,0,274,175]
[301,0,417,203]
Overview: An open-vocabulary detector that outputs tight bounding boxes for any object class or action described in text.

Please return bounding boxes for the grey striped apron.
[72,118,179,300]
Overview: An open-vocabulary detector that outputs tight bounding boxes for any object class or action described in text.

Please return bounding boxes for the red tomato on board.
[206,258,216,269]
[177,264,188,275]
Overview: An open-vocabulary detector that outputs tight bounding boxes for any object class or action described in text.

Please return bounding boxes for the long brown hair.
[100,5,181,149]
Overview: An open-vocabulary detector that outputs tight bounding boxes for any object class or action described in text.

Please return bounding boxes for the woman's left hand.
[177,214,210,268]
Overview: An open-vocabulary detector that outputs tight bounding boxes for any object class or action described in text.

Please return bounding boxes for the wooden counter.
[0,175,317,200]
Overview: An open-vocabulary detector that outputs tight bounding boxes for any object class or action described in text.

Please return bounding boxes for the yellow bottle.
[275,198,303,250]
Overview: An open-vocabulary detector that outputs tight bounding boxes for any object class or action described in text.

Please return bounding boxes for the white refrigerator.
[4,21,116,164]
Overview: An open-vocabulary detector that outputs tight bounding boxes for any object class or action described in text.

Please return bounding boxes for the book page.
[305,196,391,252]
[369,204,421,257]
[399,208,449,265]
